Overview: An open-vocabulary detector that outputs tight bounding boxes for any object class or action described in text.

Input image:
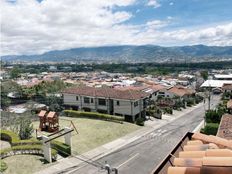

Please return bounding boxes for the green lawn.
[2,155,54,174]
[33,117,140,154]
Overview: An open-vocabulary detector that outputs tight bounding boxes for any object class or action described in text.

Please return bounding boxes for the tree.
[200,71,208,80]
[10,67,21,79]
[18,117,33,140]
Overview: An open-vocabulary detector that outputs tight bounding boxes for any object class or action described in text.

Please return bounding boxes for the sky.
[1,0,232,55]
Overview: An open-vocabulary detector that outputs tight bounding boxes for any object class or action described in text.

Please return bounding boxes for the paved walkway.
[35,102,205,174]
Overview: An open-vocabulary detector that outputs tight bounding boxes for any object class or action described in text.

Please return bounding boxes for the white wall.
[113,99,143,116]
[63,93,145,116]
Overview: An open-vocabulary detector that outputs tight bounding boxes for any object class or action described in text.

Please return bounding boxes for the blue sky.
[120,0,232,29]
[1,0,232,55]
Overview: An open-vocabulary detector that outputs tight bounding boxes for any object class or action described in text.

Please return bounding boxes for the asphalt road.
[69,95,221,174]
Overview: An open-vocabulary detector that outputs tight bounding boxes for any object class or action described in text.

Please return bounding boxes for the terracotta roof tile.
[202,157,232,166]
[179,151,206,158]
[206,149,232,157]
[187,140,203,145]
[168,86,195,97]
[167,167,200,174]
[200,166,232,174]
[173,158,203,167]
[62,86,150,100]
[183,145,210,151]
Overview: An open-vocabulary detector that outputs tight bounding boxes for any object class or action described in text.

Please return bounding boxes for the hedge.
[135,117,145,126]
[201,123,219,135]
[64,110,124,122]
[0,129,20,144]
[0,160,7,172]
[0,130,41,146]
[51,141,71,157]
[205,110,222,124]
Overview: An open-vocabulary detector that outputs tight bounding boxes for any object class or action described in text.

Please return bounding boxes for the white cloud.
[147,0,161,8]
[169,2,174,6]
[1,0,232,56]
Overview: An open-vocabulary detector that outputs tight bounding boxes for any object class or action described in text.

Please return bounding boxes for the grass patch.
[33,117,140,154]
[2,155,54,174]
[0,160,7,172]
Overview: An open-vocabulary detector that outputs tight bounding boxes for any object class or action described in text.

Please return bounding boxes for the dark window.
[91,98,94,103]
[116,101,120,106]
[76,96,79,101]
[134,101,138,107]
[84,97,90,104]
[98,98,106,106]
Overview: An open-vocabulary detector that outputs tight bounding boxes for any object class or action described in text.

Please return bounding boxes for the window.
[134,101,138,107]
[98,98,106,106]
[116,101,120,106]
[84,97,90,104]
[76,96,79,101]
[91,98,94,103]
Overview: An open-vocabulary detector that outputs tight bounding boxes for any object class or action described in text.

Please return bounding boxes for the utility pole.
[104,161,118,174]
[208,85,211,111]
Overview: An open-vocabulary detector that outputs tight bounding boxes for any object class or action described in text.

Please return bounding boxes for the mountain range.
[2,45,232,63]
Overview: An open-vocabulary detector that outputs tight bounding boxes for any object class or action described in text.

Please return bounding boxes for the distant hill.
[2,45,232,63]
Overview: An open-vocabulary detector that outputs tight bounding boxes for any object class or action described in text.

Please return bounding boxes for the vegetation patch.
[0,160,8,172]
[64,110,124,122]
[51,141,71,157]
[201,123,219,136]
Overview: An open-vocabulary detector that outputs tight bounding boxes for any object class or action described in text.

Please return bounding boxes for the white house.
[62,86,150,122]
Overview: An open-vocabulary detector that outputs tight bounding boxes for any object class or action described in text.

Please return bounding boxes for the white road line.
[116,153,140,169]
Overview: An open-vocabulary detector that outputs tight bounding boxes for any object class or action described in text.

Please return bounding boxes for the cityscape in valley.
[1,0,232,174]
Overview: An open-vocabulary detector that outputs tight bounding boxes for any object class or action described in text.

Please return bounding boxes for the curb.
[36,102,205,174]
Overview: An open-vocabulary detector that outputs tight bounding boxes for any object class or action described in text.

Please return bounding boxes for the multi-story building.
[62,86,150,122]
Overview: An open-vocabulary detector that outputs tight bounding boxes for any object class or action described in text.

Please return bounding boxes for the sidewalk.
[35,102,204,174]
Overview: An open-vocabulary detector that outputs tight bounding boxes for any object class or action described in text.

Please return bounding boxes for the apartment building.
[62,86,150,122]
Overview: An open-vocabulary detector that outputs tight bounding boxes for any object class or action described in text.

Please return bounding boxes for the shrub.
[163,107,173,115]
[186,98,195,107]
[0,129,20,144]
[205,110,222,123]
[202,123,219,135]
[0,160,7,172]
[0,129,41,146]
[135,117,145,126]
[51,141,71,157]
[18,117,34,140]
[64,110,124,122]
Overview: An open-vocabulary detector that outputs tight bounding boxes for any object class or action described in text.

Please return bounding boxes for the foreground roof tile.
[167,167,200,174]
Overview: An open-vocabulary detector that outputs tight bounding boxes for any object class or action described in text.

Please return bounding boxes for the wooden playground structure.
[38,110,59,133]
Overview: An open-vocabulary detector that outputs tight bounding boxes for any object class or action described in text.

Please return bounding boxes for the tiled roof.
[168,86,195,97]
[149,84,167,92]
[217,114,232,140]
[167,132,232,174]
[222,83,232,90]
[62,86,150,100]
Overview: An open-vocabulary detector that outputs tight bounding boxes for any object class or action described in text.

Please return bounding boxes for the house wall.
[63,93,146,120]
[113,99,143,116]
[63,93,80,106]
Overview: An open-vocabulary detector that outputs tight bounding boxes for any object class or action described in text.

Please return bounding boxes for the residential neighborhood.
[1,0,232,174]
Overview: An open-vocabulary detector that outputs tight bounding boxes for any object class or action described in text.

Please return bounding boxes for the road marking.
[116,153,139,169]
